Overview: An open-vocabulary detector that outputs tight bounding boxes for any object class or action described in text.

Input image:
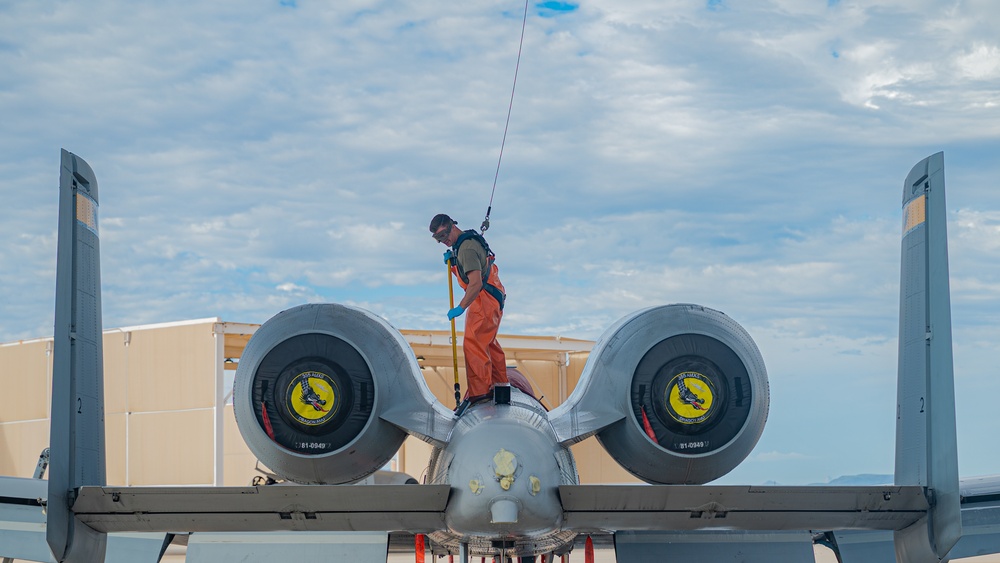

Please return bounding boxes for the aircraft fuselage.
[426,391,579,557]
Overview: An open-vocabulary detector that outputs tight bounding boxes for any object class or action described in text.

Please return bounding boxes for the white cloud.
[276,282,307,293]
[956,43,1000,80]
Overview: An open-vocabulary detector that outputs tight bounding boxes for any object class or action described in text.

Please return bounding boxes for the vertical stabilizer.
[47,150,108,562]
[893,152,962,561]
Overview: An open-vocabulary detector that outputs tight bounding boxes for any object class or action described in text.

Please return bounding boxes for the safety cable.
[482,0,530,233]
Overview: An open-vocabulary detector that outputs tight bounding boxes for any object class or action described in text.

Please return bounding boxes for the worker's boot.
[454,392,492,417]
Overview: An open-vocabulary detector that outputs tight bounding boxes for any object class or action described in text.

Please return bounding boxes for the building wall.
[104,322,220,485]
[0,320,223,485]
[0,339,51,479]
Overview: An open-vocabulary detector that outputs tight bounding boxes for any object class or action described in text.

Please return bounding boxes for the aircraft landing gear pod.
[233,304,411,484]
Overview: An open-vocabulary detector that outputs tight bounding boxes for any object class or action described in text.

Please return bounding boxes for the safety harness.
[452,229,505,310]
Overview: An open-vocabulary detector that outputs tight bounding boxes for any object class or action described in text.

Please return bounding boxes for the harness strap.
[483,282,505,311]
[452,229,504,309]
[452,230,496,285]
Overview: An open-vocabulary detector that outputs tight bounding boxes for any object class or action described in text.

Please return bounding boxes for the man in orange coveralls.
[430,214,508,414]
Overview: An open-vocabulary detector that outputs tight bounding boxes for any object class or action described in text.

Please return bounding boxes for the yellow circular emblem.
[284,371,340,426]
[665,371,715,424]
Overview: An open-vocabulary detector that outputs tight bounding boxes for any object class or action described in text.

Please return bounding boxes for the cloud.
[276,282,308,293]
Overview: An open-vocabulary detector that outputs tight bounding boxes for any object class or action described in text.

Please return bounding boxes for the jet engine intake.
[233,303,411,484]
[592,305,769,484]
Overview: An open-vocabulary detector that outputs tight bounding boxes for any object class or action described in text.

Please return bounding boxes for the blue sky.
[1,0,999,485]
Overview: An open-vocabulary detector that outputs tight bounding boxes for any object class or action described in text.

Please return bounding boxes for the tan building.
[0,318,640,488]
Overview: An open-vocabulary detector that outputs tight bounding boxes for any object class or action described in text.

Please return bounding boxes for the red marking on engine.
[640,406,657,441]
[261,402,276,441]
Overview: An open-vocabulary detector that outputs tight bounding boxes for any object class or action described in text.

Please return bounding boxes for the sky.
[1,0,999,486]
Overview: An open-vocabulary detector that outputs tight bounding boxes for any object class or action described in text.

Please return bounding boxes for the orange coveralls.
[453,261,508,398]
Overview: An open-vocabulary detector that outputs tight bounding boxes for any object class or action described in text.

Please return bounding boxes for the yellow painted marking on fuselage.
[493,449,517,491]
[469,479,484,495]
[529,475,541,496]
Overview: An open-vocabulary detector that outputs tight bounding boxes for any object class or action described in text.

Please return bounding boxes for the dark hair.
[429,213,455,233]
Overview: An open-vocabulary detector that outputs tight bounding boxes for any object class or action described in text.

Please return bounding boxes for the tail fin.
[893,152,961,561]
[47,150,108,561]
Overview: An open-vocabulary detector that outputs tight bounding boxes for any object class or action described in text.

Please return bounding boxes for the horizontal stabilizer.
[72,484,450,534]
[560,484,927,532]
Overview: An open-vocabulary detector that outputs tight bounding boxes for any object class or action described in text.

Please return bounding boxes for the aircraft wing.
[815,475,1000,562]
[950,474,1000,559]
[559,484,928,532]
[72,484,450,534]
[0,476,54,563]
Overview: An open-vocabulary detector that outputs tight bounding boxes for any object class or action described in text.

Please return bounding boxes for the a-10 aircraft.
[1,150,999,563]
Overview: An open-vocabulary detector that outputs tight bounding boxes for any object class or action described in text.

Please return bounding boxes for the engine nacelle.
[586,304,769,484]
[233,303,413,484]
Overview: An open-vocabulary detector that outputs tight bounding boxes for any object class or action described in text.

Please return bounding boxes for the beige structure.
[0,317,640,488]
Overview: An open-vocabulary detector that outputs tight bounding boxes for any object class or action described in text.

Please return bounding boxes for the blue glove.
[443,249,455,265]
[448,305,465,320]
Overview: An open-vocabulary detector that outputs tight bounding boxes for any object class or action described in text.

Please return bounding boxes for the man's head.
[429,213,459,246]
